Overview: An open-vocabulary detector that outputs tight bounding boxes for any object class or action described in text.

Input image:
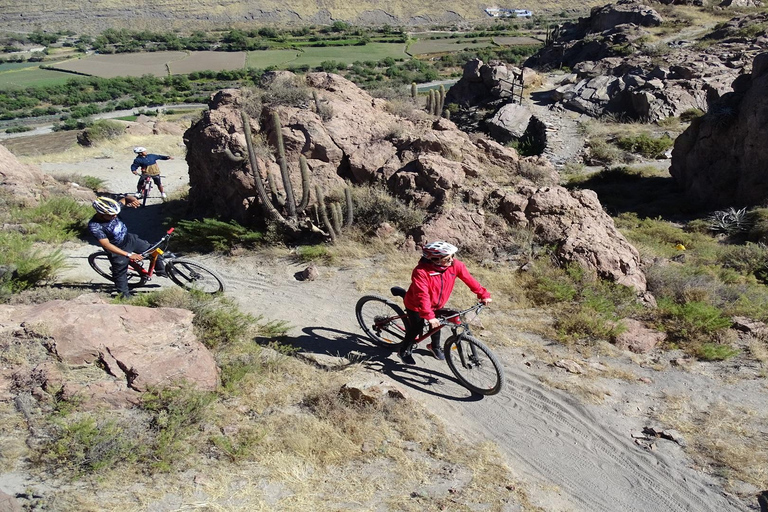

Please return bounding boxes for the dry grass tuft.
[652,394,768,490]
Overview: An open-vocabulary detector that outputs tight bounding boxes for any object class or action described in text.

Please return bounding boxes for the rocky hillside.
[0,0,602,32]
[184,71,649,293]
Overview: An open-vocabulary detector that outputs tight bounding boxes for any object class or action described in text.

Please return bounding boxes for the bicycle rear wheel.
[88,251,148,288]
[166,258,225,294]
[355,295,407,348]
[444,334,505,395]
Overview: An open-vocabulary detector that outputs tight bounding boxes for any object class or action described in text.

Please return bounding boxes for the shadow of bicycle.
[260,325,485,402]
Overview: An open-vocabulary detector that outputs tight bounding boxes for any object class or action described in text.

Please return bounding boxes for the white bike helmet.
[422,241,458,261]
[92,196,121,215]
[133,146,147,154]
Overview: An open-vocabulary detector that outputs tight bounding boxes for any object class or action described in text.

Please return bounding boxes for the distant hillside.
[0,0,597,33]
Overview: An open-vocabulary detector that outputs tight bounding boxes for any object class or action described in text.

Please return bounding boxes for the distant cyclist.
[88,196,166,299]
[131,147,173,200]
[398,241,492,365]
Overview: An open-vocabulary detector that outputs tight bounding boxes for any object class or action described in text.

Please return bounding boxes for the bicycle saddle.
[390,286,406,298]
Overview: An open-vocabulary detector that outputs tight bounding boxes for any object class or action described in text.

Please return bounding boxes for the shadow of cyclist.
[264,325,484,402]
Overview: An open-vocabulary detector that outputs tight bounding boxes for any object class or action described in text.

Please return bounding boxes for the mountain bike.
[88,228,225,294]
[138,174,164,207]
[355,287,505,395]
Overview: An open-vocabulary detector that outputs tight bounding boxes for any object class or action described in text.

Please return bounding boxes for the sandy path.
[52,157,749,512]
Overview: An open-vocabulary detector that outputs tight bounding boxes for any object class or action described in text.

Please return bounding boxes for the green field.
[409,38,496,55]
[246,49,302,69]
[287,43,408,68]
[0,64,76,88]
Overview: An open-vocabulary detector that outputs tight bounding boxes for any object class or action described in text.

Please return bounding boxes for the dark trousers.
[399,308,441,354]
[109,233,165,296]
[137,174,162,192]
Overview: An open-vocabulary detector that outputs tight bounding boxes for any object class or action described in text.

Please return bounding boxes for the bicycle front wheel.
[355,295,407,348]
[166,259,225,294]
[88,251,148,288]
[444,334,505,395]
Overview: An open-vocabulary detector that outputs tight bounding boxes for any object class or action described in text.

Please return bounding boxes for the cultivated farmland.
[288,43,408,67]
[169,51,246,74]
[493,36,543,45]
[50,51,188,78]
[0,62,75,88]
[408,38,496,55]
[245,49,301,69]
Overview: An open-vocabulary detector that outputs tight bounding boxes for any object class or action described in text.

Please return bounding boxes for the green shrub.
[295,244,333,263]
[53,173,106,192]
[80,119,125,144]
[656,298,732,346]
[16,196,92,243]
[586,138,623,164]
[747,208,768,242]
[693,342,740,361]
[5,125,33,134]
[0,232,67,296]
[41,415,146,474]
[615,133,673,158]
[351,185,425,234]
[175,218,263,253]
[680,108,704,122]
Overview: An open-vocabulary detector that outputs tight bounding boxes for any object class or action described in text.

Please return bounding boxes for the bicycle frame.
[376,303,484,344]
[129,227,175,278]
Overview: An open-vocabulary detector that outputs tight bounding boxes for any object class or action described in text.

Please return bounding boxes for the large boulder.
[589,1,663,32]
[670,52,768,208]
[0,294,219,409]
[0,144,93,204]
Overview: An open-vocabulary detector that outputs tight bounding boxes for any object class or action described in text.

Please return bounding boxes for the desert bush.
[52,173,106,192]
[615,133,673,159]
[14,197,92,243]
[0,232,67,297]
[585,138,623,164]
[384,98,417,118]
[174,218,263,253]
[260,75,311,108]
[295,244,333,263]
[716,242,768,280]
[79,119,125,144]
[4,125,33,134]
[655,298,732,349]
[351,185,425,234]
[747,208,768,242]
[517,159,553,185]
[522,260,640,342]
[680,108,705,122]
[40,414,148,474]
[693,342,740,361]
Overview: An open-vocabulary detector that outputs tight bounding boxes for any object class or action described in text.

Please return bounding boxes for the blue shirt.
[88,215,128,246]
[130,154,170,172]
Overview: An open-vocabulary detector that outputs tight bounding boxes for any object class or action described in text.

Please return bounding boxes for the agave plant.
[707,207,751,235]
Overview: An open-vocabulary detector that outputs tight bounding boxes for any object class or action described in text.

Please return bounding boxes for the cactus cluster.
[425,85,446,117]
[226,110,353,242]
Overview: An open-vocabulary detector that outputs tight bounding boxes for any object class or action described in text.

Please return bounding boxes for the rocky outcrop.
[0,294,219,409]
[525,9,763,122]
[185,72,648,292]
[0,144,93,204]
[670,52,768,208]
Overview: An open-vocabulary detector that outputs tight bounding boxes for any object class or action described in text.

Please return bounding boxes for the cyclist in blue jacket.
[88,196,166,299]
[131,147,173,200]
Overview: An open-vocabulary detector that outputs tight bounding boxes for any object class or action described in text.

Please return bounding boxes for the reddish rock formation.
[184,72,648,292]
[1,294,219,409]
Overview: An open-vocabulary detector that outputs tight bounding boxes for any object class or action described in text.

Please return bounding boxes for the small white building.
[484,7,533,18]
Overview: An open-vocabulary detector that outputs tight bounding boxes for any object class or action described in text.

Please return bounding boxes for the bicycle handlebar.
[437,302,486,326]
[140,227,176,257]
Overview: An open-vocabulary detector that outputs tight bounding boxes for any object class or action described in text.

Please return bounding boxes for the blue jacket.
[131,154,170,172]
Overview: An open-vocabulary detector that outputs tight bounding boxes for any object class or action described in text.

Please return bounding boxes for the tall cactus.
[426,89,434,114]
[236,109,350,242]
[272,111,297,218]
[438,85,446,117]
[411,82,417,100]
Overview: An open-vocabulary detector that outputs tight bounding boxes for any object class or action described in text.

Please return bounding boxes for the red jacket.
[403,258,490,320]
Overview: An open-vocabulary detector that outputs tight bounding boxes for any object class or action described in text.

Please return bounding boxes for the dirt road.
[54,156,750,512]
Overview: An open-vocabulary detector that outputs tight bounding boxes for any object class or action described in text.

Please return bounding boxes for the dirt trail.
[53,157,749,512]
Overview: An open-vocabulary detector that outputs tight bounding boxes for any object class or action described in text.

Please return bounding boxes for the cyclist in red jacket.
[399,241,492,365]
